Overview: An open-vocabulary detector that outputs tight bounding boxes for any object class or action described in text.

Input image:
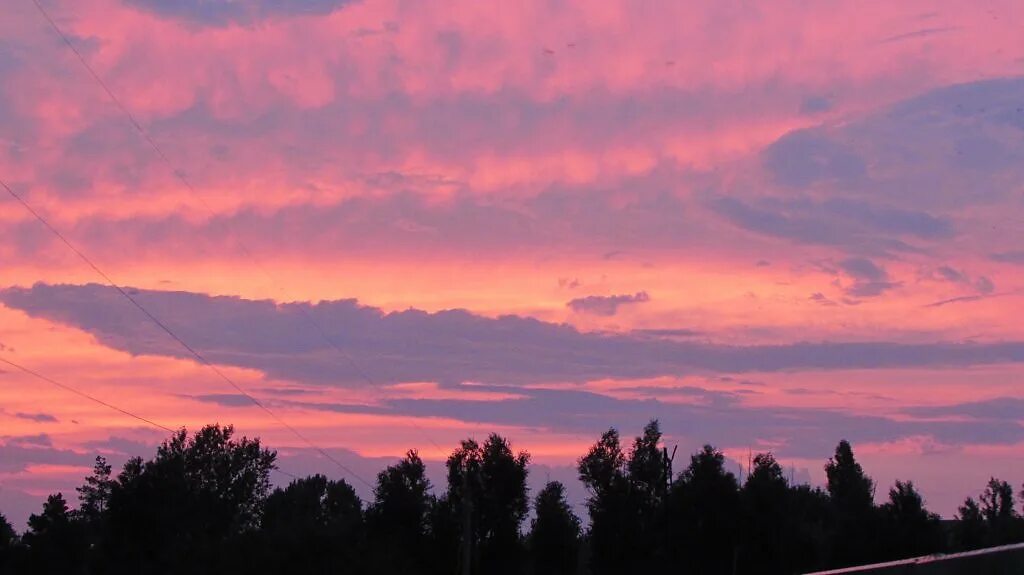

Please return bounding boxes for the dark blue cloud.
[709,196,951,254]
[630,328,704,338]
[834,258,899,298]
[761,130,867,188]
[904,397,1024,421]
[567,291,650,316]
[838,258,887,282]
[0,435,89,473]
[3,284,1024,389]
[936,266,965,282]
[769,77,1024,210]
[992,251,1024,265]
[278,386,1024,459]
[124,0,356,26]
[799,95,833,115]
[13,411,59,423]
[186,393,262,408]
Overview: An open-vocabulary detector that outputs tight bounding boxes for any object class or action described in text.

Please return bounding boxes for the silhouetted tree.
[98,425,276,574]
[425,494,461,575]
[739,452,789,574]
[879,480,945,560]
[7,421,1024,575]
[980,478,1024,545]
[577,428,633,575]
[366,450,433,574]
[787,484,834,572]
[952,478,1024,551]
[447,434,530,575]
[529,481,580,575]
[0,512,21,572]
[824,440,880,567]
[955,496,986,550]
[628,421,670,503]
[22,493,87,574]
[669,444,741,575]
[76,455,113,524]
[241,474,365,574]
[626,421,670,570]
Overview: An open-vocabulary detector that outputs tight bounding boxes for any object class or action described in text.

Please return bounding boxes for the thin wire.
[1,177,372,489]
[0,354,174,433]
[29,0,382,391]
[27,0,447,461]
[0,353,300,481]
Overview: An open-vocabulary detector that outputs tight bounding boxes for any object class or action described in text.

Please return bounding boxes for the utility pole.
[460,462,473,575]
[662,445,677,490]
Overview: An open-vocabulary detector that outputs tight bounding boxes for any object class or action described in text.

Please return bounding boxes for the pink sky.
[2,0,1024,527]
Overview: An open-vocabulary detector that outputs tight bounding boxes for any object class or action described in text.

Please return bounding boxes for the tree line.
[1,420,1023,574]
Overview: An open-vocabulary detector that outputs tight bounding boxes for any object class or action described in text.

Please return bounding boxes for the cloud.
[185,393,261,408]
[904,397,1024,421]
[279,385,1024,459]
[809,292,838,307]
[709,196,951,254]
[925,294,989,308]
[124,0,355,26]
[880,27,962,44]
[975,276,995,294]
[799,95,833,115]
[762,130,867,188]
[836,257,899,298]
[936,266,965,283]
[0,436,89,473]
[992,251,1024,265]
[930,265,994,294]
[838,258,887,282]
[13,411,59,423]
[567,291,651,316]
[631,328,703,338]
[1,178,712,263]
[4,284,1024,389]
[765,78,1024,209]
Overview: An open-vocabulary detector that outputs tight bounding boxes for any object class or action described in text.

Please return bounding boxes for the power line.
[0,353,299,481]
[0,354,175,433]
[26,0,448,461]
[28,0,382,390]
[1,177,371,488]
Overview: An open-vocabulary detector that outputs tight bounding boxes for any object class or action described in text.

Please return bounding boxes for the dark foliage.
[878,480,945,560]
[366,449,434,574]
[529,481,581,575]
[446,434,531,575]
[669,444,741,574]
[4,423,1024,575]
[824,439,880,567]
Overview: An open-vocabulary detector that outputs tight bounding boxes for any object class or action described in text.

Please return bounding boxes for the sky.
[2,0,1024,528]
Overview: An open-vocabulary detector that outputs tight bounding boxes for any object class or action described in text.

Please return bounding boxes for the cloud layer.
[2,0,1024,525]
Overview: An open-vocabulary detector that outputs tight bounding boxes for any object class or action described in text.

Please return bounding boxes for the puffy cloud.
[836,258,899,298]
[567,291,650,316]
